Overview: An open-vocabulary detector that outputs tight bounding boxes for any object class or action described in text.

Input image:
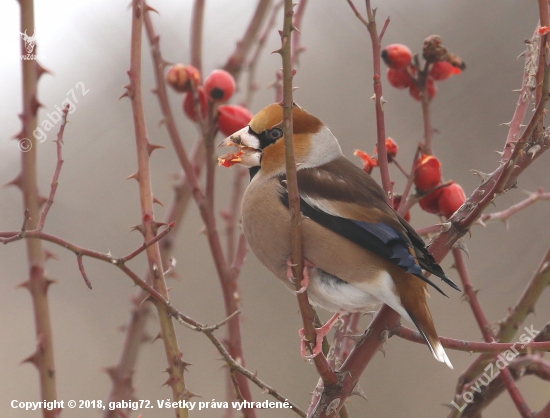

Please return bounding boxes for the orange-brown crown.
[249,103,323,135]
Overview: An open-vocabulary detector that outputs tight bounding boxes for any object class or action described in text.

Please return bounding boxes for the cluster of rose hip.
[165,64,252,136]
[354,37,467,221]
[355,139,466,221]
[381,35,465,101]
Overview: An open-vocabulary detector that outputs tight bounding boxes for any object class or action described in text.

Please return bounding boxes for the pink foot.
[286,258,315,294]
[299,313,341,360]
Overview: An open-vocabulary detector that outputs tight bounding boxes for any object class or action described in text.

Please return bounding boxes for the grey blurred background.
[1,0,549,417]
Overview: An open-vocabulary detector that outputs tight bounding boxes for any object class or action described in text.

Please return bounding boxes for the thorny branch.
[311,4,550,418]
[224,0,272,80]
[144,4,257,413]
[453,323,550,418]
[477,189,550,226]
[245,0,283,108]
[451,244,550,416]
[13,0,60,414]
[126,1,189,415]
[394,326,550,354]
[346,0,392,198]
[278,0,337,387]
[452,249,532,418]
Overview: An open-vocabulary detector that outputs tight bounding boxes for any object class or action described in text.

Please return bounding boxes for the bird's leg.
[299,312,341,360]
[286,257,315,294]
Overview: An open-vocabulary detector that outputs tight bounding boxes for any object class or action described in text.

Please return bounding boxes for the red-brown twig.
[1,218,174,287]
[245,0,283,107]
[449,324,550,418]
[272,0,308,103]
[498,245,550,341]
[0,210,305,417]
[394,326,550,353]
[478,189,550,226]
[307,314,359,418]
[37,105,69,231]
[127,2,188,416]
[426,46,550,275]
[452,249,492,339]
[224,0,272,80]
[190,0,205,72]
[421,90,434,156]
[144,6,257,414]
[15,1,59,413]
[350,0,392,198]
[103,139,204,418]
[221,167,247,263]
[535,0,549,114]
[452,249,532,417]
[451,245,550,417]
[291,0,308,66]
[120,222,175,262]
[314,9,550,417]
[219,166,247,413]
[501,28,539,164]
[278,0,337,386]
[396,146,421,217]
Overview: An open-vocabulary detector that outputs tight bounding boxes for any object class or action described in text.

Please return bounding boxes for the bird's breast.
[242,177,293,285]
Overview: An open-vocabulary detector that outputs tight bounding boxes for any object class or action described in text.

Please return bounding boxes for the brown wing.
[278,157,459,293]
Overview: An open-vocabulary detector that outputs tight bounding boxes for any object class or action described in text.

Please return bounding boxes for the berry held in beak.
[218,126,262,168]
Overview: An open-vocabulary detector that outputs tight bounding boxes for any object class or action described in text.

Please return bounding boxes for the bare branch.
[394,325,550,354]
[190,0,205,72]
[224,0,272,80]
[38,104,69,231]
[280,0,337,386]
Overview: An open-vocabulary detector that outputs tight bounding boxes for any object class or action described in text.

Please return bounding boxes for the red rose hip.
[429,61,456,81]
[409,78,437,101]
[217,105,253,137]
[414,154,441,191]
[183,86,207,122]
[374,137,398,162]
[438,182,466,218]
[354,150,378,174]
[204,69,236,102]
[166,64,201,93]
[381,44,412,70]
[418,188,442,215]
[387,68,413,89]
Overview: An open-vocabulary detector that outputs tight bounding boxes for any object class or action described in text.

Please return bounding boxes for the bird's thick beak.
[218,126,262,168]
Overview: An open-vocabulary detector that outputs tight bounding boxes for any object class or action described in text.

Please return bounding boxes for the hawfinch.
[219,103,458,368]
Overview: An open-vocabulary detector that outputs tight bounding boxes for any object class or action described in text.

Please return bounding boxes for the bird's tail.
[394,273,453,368]
[405,304,453,369]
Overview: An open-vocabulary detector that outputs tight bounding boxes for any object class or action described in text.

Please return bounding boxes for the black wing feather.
[278,189,450,296]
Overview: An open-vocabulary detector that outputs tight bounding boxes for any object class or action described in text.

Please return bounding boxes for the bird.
[218,103,459,368]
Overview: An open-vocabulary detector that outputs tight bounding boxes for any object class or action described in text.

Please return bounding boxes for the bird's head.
[218,103,342,175]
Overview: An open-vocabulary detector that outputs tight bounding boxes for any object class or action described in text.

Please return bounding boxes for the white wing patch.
[300,195,342,217]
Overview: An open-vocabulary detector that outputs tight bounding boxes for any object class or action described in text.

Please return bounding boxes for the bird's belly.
[307,268,382,313]
[241,176,403,314]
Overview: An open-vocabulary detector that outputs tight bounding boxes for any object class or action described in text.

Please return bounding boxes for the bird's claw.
[298,313,341,360]
[287,258,314,293]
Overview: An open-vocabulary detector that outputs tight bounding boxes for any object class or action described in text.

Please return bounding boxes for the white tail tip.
[433,342,453,369]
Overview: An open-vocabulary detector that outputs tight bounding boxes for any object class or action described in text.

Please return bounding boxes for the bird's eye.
[267,128,283,141]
